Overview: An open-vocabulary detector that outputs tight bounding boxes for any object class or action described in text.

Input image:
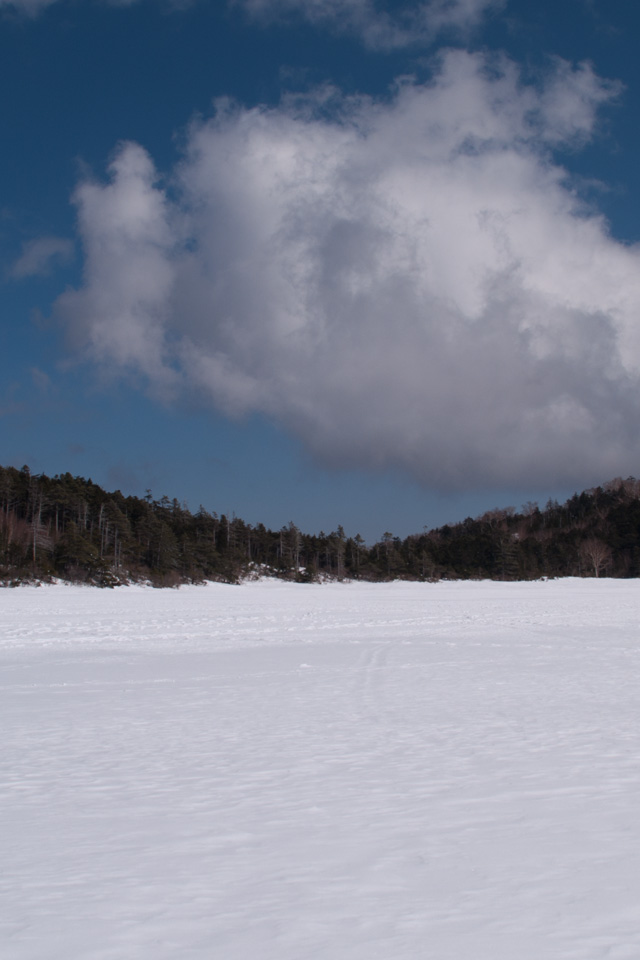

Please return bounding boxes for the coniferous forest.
[1,464,640,586]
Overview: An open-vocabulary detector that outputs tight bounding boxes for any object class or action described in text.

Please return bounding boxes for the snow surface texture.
[1,579,639,959]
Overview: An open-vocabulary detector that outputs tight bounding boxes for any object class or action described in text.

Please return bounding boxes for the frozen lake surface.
[1,578,639,959]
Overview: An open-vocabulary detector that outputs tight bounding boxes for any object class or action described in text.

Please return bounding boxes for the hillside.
[1,465,639,584]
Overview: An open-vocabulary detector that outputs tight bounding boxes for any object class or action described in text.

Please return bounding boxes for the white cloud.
[57,51,640,491]
[56,143,179,393]
[0,0,147,12]
[10,235,74,279]
[0,0,150,15]
[237,0,502,49]
[1,0,498,36]
[0,0,57,15]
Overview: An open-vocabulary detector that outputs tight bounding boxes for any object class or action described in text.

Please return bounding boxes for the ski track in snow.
[1,578,639,959]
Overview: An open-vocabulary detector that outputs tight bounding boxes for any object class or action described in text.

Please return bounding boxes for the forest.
[1,464,640,585]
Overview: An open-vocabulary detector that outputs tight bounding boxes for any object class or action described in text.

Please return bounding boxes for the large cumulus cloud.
[56,51,640,491]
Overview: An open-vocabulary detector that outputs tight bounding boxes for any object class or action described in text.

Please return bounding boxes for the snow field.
[1,579,639,959]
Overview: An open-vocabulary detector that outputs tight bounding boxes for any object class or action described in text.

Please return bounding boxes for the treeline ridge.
[1,464,639,585]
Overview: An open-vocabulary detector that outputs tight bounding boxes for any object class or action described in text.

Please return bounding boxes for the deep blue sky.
[2,0,640,541]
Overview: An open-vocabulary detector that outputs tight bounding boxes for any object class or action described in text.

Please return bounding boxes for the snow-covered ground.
[1,578,639,959]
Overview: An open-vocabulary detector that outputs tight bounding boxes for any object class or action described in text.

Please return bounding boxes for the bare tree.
[353,533,365,575]
[579,539,612,578]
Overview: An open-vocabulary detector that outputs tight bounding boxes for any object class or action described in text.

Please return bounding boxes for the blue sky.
[2,0,640,542]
